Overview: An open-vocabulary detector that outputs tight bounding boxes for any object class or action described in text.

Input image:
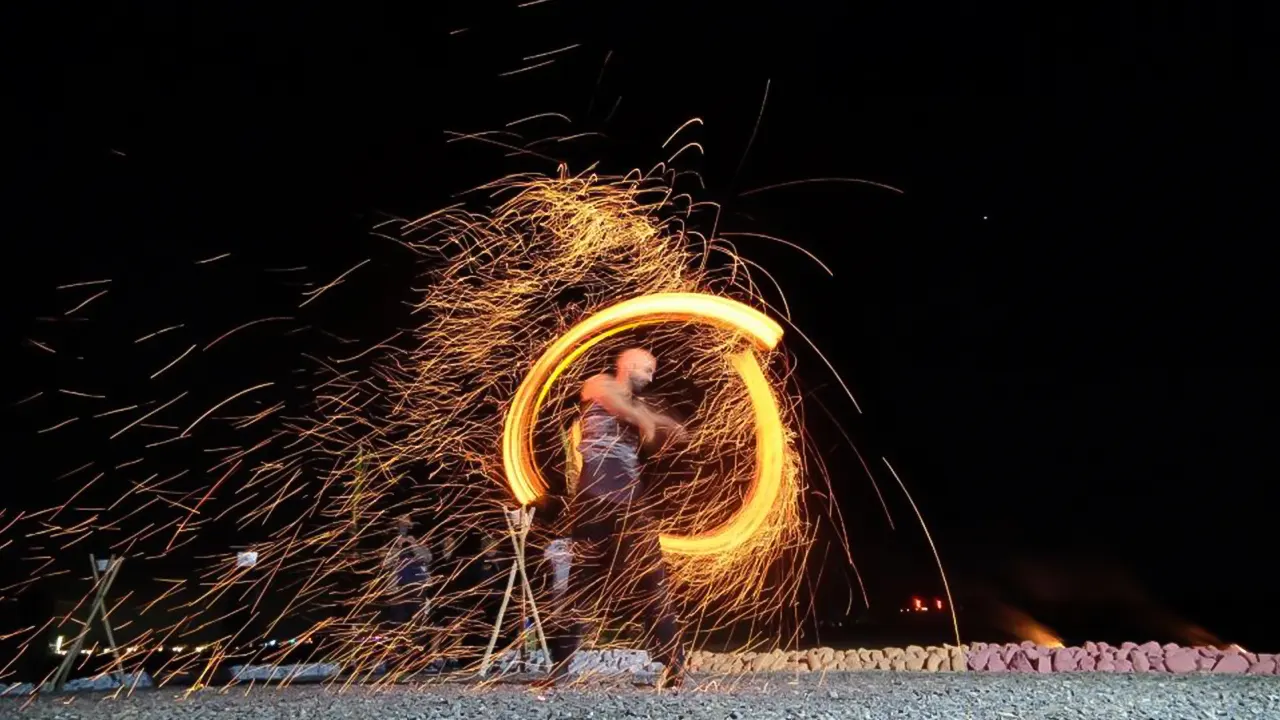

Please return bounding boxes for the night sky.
[5,3,1276,651]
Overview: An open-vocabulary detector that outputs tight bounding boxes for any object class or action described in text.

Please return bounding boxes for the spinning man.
[544,348,688,689]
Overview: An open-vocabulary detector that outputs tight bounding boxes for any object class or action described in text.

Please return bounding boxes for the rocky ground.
[5,672,1278,720]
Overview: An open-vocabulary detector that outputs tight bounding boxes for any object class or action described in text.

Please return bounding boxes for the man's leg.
[626,517,685,686]
[389,599,411,626]
[545,503,613,680]
[385,591,421,676]
[542,455,637,684]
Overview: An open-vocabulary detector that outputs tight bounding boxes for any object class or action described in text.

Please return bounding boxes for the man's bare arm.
[415,545,434,566]
[641,407,689,447]
[382,537,404,570]
[582,375,657,441]
[633,403,688,442]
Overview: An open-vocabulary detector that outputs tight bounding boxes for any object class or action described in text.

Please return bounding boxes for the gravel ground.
[4,673,1278,720]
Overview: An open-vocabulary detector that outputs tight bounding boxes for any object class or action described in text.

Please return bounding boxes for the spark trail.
[4,164,857,692]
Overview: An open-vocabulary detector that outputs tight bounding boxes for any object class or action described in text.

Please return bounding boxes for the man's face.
[625,353,656,394]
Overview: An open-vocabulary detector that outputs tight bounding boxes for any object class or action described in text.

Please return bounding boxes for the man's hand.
[651,412,687,442]
[668,421,689,443]
[639,411,688,453]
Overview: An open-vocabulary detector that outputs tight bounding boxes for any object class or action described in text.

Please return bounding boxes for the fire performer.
[542,348,688,689]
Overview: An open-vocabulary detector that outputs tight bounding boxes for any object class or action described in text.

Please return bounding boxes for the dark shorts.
[387,581,429,625]
[576,453,642,507]
[548,457,683,675]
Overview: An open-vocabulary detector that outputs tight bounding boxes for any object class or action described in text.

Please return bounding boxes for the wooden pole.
[512,510,551,667]
[479,544,522,675]
[88,556,125,685]
[52,556,123,692]
[478,507,551,676]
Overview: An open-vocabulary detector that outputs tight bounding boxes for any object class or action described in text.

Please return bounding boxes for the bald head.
[616,348,656,394]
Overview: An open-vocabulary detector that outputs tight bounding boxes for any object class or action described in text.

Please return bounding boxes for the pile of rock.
[0,671,153,697]
[59,671,154,693]
[490,649,660,676]
[688,645,968,674]
[570,649,661,676]
[228,663,341,682]
[968,641,1279,675]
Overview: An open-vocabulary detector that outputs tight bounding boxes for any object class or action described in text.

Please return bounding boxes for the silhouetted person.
[543,348,688,689]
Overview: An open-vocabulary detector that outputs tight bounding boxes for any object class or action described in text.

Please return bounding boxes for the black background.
[4,1,1276,652]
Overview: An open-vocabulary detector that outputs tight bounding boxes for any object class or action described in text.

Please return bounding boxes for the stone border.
[688,643,1280,676]
[966,642,1278,675]
[7,643,1275,696]
[689,646,965,673]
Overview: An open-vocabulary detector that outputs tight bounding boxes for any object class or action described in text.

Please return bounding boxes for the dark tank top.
[577,399,642,503]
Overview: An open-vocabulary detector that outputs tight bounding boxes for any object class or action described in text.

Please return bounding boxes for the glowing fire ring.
[502,292,786,556]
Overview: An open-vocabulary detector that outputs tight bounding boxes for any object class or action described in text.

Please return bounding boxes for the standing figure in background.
[384,515,434,628]
[544,538,573,604]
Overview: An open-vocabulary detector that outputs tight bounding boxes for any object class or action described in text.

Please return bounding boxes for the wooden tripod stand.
[478,507,552,676]
[51,555,125,692]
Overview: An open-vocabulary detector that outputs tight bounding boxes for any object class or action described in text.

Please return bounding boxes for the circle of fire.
[502,292,786,556]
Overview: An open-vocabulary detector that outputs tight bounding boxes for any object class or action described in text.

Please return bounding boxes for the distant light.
[936,599,944,610]
[982,215,989,220]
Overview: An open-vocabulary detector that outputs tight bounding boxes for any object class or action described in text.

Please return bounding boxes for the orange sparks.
[10,163,854,687]
[151,344,197,379]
